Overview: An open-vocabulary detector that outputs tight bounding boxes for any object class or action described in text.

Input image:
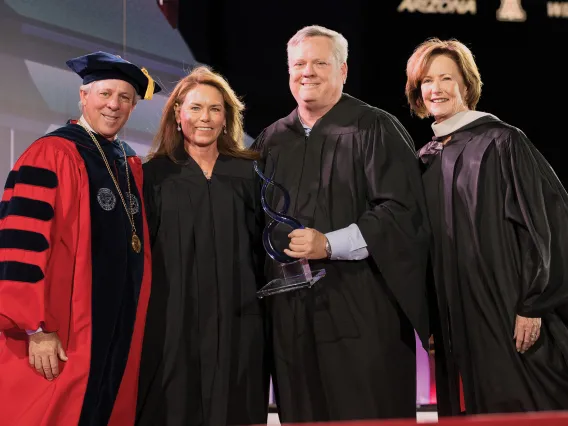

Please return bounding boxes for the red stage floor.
[267,410,568,425]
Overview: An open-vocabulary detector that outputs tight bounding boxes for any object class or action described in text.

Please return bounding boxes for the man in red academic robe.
[0,51,160,426]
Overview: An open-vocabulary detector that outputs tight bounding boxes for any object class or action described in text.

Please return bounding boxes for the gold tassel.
[140,67,155,100]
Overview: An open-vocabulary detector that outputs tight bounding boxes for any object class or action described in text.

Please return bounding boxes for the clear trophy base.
[257,258,326,298]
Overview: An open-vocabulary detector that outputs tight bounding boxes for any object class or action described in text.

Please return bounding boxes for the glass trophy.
[254,159,326,298]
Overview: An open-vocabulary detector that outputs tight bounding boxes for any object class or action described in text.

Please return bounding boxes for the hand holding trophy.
[254,157,326,298]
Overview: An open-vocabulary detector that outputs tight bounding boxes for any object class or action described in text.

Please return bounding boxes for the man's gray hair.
[287,25,349,65]
[78,81,140,111]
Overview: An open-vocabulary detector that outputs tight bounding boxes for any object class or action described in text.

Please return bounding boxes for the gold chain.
[77,120,141,253]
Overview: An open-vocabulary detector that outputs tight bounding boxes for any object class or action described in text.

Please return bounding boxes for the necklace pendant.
[132,233,142,253]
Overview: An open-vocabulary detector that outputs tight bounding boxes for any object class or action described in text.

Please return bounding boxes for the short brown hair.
[405,38,482,118]
[149,66,258,161]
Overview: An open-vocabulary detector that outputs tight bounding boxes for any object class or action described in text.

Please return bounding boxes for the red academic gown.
[0,122,151,426]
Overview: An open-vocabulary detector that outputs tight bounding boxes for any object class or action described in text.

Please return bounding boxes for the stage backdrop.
[178,0,568,184]
[0,0,191,186]
[0,0,255,185]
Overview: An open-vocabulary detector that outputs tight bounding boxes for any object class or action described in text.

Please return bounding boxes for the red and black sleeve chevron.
[0,139,78,332]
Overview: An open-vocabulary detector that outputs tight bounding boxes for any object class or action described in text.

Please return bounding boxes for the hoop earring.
[223,125,227,135]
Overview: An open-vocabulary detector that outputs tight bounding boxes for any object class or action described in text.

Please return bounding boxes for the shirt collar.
[78,115,118,140]
[297,114,312,137]
[431,110,496,137]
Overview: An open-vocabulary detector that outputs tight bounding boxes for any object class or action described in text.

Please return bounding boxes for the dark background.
[177,0,568,181]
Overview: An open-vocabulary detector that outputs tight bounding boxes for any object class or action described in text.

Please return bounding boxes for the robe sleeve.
[500,131,568,317]
[0,139,78,333]
[356,111,431,346]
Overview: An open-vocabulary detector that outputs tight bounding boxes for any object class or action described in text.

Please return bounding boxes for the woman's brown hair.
[405,38,482,119]
[148,65,259,161]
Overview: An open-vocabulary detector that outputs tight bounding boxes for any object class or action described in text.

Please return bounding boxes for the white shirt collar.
[431,110,496,137]
[297,113,312,137]
[78,115,118,141]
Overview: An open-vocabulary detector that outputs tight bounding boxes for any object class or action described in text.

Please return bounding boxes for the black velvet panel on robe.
[136,150,269,426]
[251,94,431,422]
[422,116,568,415]
[46,124,143,426]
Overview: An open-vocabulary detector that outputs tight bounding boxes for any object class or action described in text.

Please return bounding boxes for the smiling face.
[176,84,226,148]
[288,36,346,112]
[420,54,469,123]
[80,79,136,140]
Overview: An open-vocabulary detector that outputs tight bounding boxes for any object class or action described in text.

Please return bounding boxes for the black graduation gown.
[136,150,269,426]
[252,94,431,422]
[422,115,568,415]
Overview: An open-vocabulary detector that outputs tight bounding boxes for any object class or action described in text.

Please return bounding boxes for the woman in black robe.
[405,38,568,415]
[136,66,269,426]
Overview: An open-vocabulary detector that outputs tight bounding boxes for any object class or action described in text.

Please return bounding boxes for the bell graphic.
[497,0,527,22]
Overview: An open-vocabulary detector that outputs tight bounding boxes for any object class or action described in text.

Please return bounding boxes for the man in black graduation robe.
[252,25,430,422]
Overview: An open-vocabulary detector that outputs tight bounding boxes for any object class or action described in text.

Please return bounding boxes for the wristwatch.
[325,237,332,259]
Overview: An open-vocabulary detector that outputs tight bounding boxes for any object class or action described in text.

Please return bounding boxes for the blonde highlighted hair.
[149,65,258,161]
